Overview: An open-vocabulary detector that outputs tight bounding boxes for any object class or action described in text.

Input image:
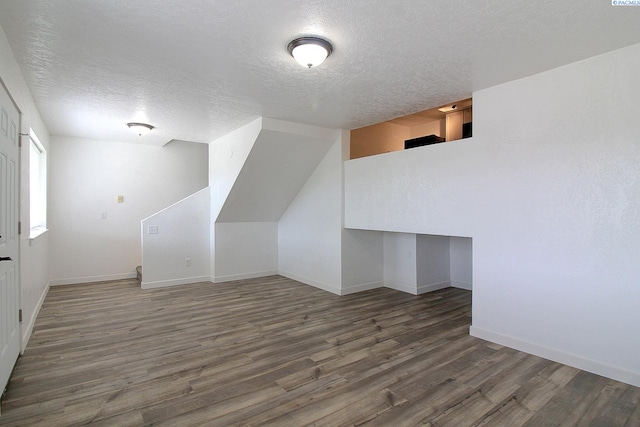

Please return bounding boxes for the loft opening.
[350,98,472,159]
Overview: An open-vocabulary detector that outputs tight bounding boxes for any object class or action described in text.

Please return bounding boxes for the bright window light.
[29,129,47,238]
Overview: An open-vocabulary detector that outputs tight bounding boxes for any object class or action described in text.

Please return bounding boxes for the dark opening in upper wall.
[350,98,472,159]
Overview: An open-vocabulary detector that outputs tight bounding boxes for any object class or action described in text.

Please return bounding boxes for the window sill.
[29,228,48,246]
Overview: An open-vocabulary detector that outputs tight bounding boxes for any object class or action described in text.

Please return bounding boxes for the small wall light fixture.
[127,122,154,136]
[287,36,333,68]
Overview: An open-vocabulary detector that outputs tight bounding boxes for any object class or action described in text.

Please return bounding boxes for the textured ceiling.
[1,0,639,146]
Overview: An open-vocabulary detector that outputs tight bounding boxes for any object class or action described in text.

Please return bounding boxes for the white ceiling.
[1,1,639,146]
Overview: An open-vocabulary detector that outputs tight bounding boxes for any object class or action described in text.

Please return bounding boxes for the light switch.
[117,195,124,203]
[148,225,158,234]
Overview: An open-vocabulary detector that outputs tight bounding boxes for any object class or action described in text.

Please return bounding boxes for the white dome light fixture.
[287,36,333,68]
[127,122,154,136]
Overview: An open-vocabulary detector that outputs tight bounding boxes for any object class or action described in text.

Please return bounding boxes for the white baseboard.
[470,325,640,388]
[21,281,50,352]
[50,272,137,286]
[384,280,451,295]
[417,280,451,294]
[213,270,279,284]
[341,281,384,296]
[141,275,211,289]
[384,280,417,295]
[278,270,342,295]
[451,280,472,290]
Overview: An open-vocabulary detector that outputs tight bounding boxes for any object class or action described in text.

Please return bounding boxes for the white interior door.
[0,82,20,396]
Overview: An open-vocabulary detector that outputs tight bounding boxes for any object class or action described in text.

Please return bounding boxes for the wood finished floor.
[1,276,639,426]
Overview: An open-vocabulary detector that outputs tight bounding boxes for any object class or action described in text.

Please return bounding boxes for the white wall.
[278,139,343,294]
[278,130,385,296]
[49,137,208,285]
[340,130,384,294]
[382,233,471,295]
[345,136,480,236]
[209,118,263,220]
[214,222,278,282]
[417,234,451,293]
[450,236,472,290]
[0,25,51,349]
[344,43,640,387]
[341,229,383,294]
[210,118,338,286]
[141,187,210,288]
[217,121,336,223]
[383,232,417,294]
[470,43,640,387]
[209,118,262,279]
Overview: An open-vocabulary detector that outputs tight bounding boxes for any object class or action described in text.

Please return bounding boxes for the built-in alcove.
[350,98,472,159]
[383,232,472,295]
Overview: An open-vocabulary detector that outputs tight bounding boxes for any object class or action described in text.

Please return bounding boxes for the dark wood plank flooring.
[1,276,638,426]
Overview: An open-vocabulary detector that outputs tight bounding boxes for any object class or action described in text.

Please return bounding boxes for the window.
[29,129,47,239]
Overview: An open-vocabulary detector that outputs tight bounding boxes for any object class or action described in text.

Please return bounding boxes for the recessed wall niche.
[350,98,472,159]
[383,232,472,295]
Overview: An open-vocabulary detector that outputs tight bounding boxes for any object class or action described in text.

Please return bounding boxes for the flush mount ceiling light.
[438,104,458,113]
[127,122,154,136]
[287,36,333,68]
[438,99,472,114]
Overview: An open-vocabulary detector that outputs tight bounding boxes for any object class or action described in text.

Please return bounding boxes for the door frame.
[0,75,23,398]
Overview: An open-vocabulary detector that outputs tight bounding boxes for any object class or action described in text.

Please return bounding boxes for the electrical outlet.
[100,211,107,219]
[148,225,158,234]
[185,258,191,267]
[117,195,124,203]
